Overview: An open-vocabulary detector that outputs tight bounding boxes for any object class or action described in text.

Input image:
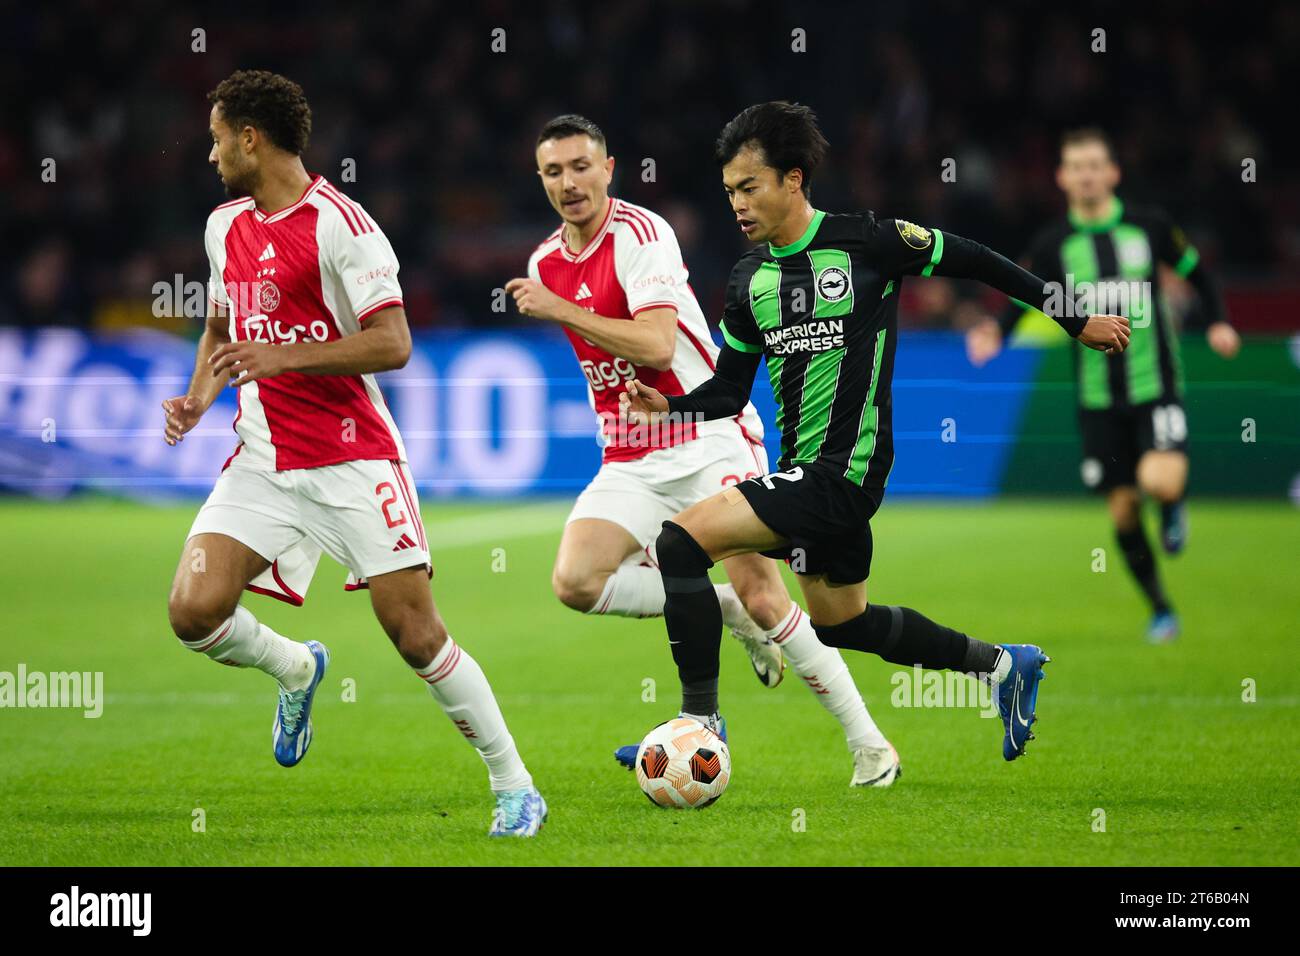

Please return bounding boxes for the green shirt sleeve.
[1152,209,1200,277]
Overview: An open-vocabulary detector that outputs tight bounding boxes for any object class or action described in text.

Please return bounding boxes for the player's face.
[208,105,257,199]
[1057,141,1120,207]
[722,147,801,244]
[536,135,613,228]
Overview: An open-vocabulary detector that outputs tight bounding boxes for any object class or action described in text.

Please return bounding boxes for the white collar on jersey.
[254,175,326,224]
[559,196,618,263]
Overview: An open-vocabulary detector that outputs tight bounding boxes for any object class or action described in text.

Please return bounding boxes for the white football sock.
[587,565,665,618]
[990,647,1012,685]
[715,583,746,630]
[767,604,889,751]
[416,637,533,792]
[180,605,316,691]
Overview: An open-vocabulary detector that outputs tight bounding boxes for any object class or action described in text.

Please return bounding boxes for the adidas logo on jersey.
[256,243,278,279]
[392,533,419,552]
[575,282,593,301]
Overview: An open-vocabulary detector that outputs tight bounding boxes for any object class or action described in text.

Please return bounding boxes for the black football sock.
[656,521,722,716]
[814,604,1001,673]
[1116,525,1172,614]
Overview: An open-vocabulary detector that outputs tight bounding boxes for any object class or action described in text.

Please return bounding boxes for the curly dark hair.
[207,70,312,155]
[714,101,828,198]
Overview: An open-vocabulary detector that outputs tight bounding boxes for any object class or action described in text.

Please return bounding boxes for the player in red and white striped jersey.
[163,71,545,836]
[506,116,897,786]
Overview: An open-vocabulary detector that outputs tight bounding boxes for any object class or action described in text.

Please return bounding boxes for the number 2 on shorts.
[374,481,408,528]
[757,466,805,491]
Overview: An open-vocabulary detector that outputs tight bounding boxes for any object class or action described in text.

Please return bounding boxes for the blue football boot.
[488,786,548,837]
[996,644,1049,761]
[272,640,328,767]
[1147,610,1180,644]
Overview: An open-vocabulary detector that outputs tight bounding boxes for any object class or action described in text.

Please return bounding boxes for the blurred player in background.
[966,128,1240,643]
[163,70,545,836]
[623,102,1131,763]
[506,115,901,787]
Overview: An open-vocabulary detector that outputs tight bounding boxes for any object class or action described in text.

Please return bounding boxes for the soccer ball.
[634,717,731,808]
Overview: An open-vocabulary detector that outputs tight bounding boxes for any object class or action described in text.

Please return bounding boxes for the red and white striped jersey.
[205,175,407,471]
[528,197,764,463]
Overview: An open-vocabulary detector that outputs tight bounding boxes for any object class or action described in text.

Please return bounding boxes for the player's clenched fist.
[504,277,572,322]
[620,378,669,425]
[1078,313,1131,354]
[965,319,1004,368]
[161,395,203,446]
[1207,321,1240,359]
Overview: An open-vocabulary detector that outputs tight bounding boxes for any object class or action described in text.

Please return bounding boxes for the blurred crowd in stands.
[2,0,1296,334]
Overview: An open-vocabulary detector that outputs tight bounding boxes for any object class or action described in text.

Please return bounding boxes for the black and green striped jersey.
[717,210,948,488]
[1000,198,1224,411]
[666,208,1081,494]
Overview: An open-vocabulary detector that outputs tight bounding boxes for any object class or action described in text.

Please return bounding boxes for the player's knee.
[732,579,788,631]
[656,521,712,576]
[168,590,236,645]
[551,564,604,613]
[390,612,447,669]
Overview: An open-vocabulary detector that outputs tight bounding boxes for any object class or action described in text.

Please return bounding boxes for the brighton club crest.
[816,266,851,301]
[258,280,281,313]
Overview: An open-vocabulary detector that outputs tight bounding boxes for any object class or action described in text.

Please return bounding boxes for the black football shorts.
[1078,399,1189,492]
[734,461,883,585]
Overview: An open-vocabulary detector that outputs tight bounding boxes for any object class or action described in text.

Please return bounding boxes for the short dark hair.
[537,114,607,151]
[1061,127,1115,162]
[208,70,312,155]
[714,101,828,197]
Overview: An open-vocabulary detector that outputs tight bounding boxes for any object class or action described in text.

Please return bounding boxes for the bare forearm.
[188,323,231,411]
[283,320,410,376]
[556,304,675,369]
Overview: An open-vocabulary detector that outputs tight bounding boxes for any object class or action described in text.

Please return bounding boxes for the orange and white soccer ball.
[634,717,731,808]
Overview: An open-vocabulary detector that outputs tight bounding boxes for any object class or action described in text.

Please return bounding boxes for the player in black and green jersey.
[621,102,1130,763]
[966,128,1240,643]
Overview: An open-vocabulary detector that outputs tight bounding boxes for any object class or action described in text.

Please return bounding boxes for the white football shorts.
[567,427,769,549]
[187,455,431,605]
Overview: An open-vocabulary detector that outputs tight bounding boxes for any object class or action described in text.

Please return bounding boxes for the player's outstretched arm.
[208,306,412,386]
[663,343,761,421]
[163,306,231,445]
[926,231,1130,354]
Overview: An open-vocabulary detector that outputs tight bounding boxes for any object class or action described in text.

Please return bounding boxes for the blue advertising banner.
[0,327,1037,501]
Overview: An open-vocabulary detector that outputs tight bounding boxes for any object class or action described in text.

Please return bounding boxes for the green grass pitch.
[1,497,1296,866]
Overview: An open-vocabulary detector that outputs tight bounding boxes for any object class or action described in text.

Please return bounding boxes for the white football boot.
[850,742,902,788]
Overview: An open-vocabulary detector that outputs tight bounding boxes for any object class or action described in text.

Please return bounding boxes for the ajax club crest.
[258,280,281,313]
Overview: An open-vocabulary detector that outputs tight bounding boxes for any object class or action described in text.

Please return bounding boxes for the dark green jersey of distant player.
[720,209,948,490]
[1004,199,1213,411]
